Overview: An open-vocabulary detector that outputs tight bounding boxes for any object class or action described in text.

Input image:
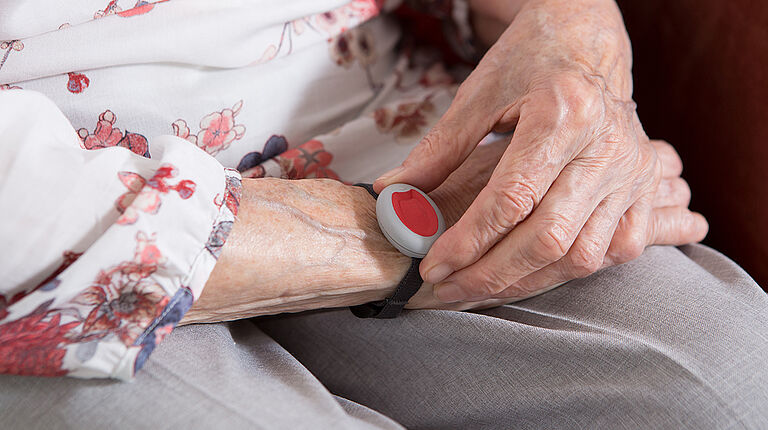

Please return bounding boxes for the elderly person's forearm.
[181,178,412,324]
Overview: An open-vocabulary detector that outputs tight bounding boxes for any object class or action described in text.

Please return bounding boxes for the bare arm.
[182,132,694,324]
[181,178,411,324]
[181,140,516,324]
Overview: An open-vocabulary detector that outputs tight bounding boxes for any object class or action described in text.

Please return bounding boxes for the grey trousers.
[1,244,767,429]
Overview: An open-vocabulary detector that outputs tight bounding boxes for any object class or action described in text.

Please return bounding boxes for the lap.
[257,244,768,429]
[0,321,402,430]
[2,245,766,429]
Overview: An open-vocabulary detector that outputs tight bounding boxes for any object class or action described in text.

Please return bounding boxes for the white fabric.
[0,0,463,379]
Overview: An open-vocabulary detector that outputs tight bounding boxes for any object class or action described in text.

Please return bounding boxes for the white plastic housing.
[376,183,446,258]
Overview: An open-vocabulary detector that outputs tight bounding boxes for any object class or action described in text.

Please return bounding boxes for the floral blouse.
[0,0,473,379]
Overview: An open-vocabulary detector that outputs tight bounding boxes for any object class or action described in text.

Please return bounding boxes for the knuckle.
[567,239,605,277]
[526,73,604,131]
[412,132,444,161]
[651,139,672,151]
[405,131,459,179]
[556,73,605,127]
[613,229,645,263]
[653,139,682,163]
[492,177,540,225]
[471,266,511,297]
[451,235,484,265]
[630,143,661,189]
[676,178,692,205]
[453,78,477,102]
[528,218,575,266]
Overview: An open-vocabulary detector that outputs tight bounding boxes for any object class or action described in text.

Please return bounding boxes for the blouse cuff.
[0,90,242,380]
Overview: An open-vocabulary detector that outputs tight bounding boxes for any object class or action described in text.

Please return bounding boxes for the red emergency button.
[391,189,439,237]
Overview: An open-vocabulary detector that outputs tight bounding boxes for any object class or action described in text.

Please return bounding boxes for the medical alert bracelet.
[351,183,446,319]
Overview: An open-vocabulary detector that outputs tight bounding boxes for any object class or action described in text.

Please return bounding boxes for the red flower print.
[172,101,246,156]
[329,28,376,68]
[94,0,121,18]
[213,171,242,217]
[0,40,23,73]
[0,232,176,377]
[314,0,380,36]
[419,63,454,88]
[0,84,21,91]
[316,9,351,36]
[95,0,168,19]
[67,72,90,94]
[373,96,436,141]
[0,310,79,376]
[276,140,339,180]
[117,0,169,17]
[199,107,245,153]
[0,251,80,321]
[115,164,196,225]
[132,231,166,270]
[255,0,381,66]
[348,0,381,21]
[73,232,170,345]
[77,274,169,344]
[78,110,150,157]
[328,28,379,90]
[329,32,356,68]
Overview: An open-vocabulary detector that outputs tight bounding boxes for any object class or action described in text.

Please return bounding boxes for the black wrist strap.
[350,183,423,319]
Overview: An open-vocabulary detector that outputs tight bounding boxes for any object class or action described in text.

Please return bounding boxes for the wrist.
[347,184,414,298]
[182,179,411,324]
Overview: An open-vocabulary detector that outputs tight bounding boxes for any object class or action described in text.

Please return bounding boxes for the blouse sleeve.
[0,90,241,380]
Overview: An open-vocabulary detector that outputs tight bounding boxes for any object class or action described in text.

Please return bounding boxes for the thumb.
[373,90,497,193]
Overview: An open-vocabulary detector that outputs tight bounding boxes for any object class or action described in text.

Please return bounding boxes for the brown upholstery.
[617,1,768,288]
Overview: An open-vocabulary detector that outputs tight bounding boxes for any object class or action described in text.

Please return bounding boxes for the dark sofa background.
[399,1,767,288]
[617,0,768,288]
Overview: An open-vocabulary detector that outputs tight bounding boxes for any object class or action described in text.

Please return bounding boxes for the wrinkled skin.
[376,0,708,303]
[409,137,703,308]
[184,136,699,323]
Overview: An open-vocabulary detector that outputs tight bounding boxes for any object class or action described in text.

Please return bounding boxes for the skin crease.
[182,0,709,324]
[182,137,700,324]
[373,0,709,303]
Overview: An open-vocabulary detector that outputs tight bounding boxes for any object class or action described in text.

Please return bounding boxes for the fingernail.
[376,166,405,183]
[434,282,467,303]
[424,263,453,284]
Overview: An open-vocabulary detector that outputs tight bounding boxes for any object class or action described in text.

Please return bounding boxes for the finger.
[492,191,629,299]
[646,206,709,245]
[504,200,708,297]
[650,139,683,178]
[432,161,607,302]
[373,81,506,193]
[420,103,584,285]
[604,194,654,265]
[653,177,691,208]
[605,201,707,266]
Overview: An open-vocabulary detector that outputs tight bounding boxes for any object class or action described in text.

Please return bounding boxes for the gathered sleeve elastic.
[0,90,241,380]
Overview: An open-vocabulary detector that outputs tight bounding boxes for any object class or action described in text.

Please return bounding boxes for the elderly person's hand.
[375,0,708,303]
